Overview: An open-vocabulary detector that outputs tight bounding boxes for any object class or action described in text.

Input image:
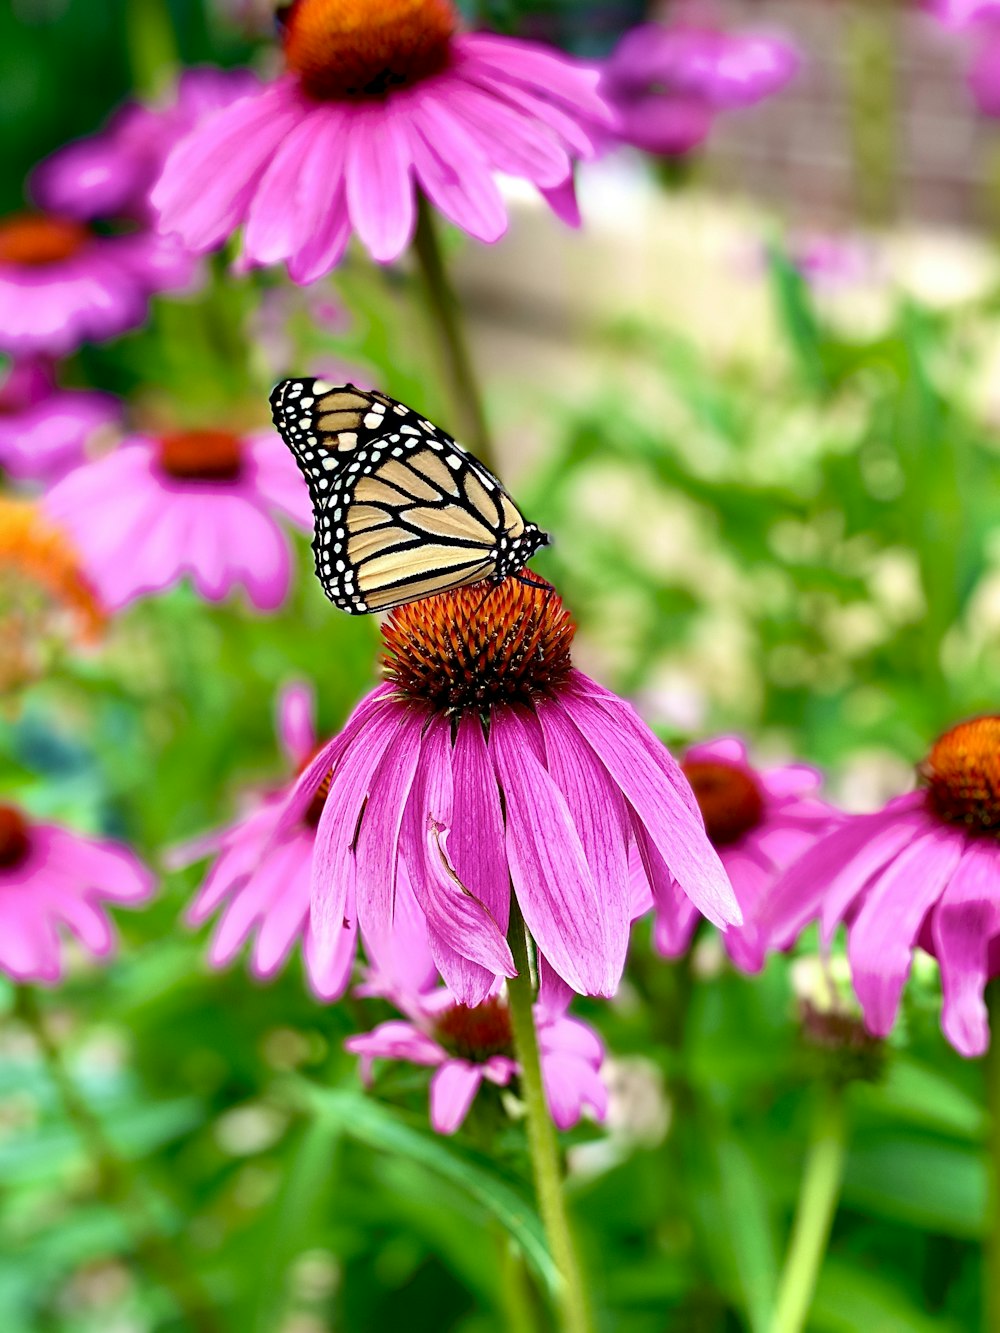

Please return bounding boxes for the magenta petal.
[401,716,515,986]
[425,927,497,1008]
[490,707,612,996]
[848,827,964,1038]
[931,839,1000,1057]
[537,951,574,1021]
[537,698,631,990]
[243,108,325,262]
[304,882,358,1001]
[310,708,408,971]
[818,805,928,942]
[405,98,508,244]
[445,84,571,187]
[450,713,510,933]
[345,106,415,263]
[276,681,316,769]
[429,1059,484,1134]
[346,1020,445,1069]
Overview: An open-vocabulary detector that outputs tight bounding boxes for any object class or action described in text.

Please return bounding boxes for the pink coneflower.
[175,683,357,1000]
[32,67,259,226]
[348,887,606,1133]
[0,804,153,982]
[274,579,740,1008]
[601,16,800,156]
[152,0,611,280]
[0,212,193,359]
[644,736,837,971]
[760,716,1000,1058]
[44,426,312,611]
[0,360,120,485]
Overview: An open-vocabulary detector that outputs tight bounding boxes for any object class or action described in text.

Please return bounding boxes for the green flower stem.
[505,897,594,1333]
[769,1082,847,1333]
[16,987,223,1333]
[412,194,497,473]
[125,0,179,99]
[985,981,1000,1333]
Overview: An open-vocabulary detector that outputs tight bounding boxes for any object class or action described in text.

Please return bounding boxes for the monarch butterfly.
[269,379,550,615]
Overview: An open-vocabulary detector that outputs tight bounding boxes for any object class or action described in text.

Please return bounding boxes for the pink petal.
[443,84,571,187]
[429,1059,485,1134]
[276,681,317,769]
[450,713,510,933]
[490,707,611,996]
[460,35,612,125]
[537,698,631,990]
[536,951,574,1021]
[542,1053,607,1129]
[848,827,964,1038]
[405,97,508,244]
[931,838,1000,1057]
[304,882,358,1000]
[346,1020,445,1069]
[818,803,929,941]
[345,106,415,263]
[243,108,327,262]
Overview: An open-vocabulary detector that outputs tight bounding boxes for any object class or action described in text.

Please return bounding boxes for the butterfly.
[269,379,550,615]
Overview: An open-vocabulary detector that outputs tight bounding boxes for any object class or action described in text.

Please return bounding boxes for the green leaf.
[295,1084,558,1294]
[812,1256,965,1333]
[842,1133,985,1238]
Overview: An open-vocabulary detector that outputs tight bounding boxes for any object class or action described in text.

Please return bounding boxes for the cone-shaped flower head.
[152,0,612,280]
[0,803,153,982]
[276,577,740,1008]
[645,736,838,970]
[761,716,1000,1057]
[44,426,312,611]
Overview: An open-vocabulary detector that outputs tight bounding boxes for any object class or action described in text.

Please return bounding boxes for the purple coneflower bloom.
[601,15,799,156]
[645,736,837,971]
[175,683,357,1000]
[348,884,606,1134]
[0,212,193,359]
[760,717,1000,1058]
[0,804,153,982]
[275,579,740,1008]
[152,0,611,279]
[44,426,311,611]
[32,67,258,226]
[0,359,120,485]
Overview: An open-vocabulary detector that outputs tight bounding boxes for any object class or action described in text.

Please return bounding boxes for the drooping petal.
[304,880,358,1001]
[848,827,964,1038]
[429,1059,485,1134]
[276,681,316,770]
[450,713,510,934]
[490,707,612,996]
[931,838,1000,1056]
[345,106,415,264]
[405,95,508,244]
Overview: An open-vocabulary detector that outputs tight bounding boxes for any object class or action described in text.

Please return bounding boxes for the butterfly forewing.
[269,378,549,614]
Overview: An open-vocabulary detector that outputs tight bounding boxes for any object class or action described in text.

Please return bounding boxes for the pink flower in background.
[32,67,259,225]
[927,0,1000,27]
[348,887,606,1134]
[601,17,800,155]
[0,213,193,358]
[0,804,153,982]
[759,716,1000,1058]
[44,426,311,611]
[644,737,838,970]
[152,0,612,279]
[275,580,739,1010]
[174,683,357,1000]
[0,360,120,484]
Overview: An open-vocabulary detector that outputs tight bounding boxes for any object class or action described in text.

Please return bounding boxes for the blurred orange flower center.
[382,578,574,713]
[283,0,457,100]
[158,430,244,482]
[0,214,89,267]
[922,716,1000,832]
[681,759,765,846]
[434,996,514,1061]
[0,805,31,870]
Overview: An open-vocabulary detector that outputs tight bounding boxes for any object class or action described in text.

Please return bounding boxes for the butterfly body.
[270,379,550,614]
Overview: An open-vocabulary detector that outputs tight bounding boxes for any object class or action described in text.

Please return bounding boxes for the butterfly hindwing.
[269,379,549,614]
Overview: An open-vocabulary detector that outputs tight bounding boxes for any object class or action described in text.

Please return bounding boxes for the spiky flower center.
[681,759,765,847]
[434,996,514,1062]
[282,0,457,100]
[158,430,244,482]
[922,716,1000,832]
[0,215,89,267]
[0,805,30,870]
[382,578,574,713]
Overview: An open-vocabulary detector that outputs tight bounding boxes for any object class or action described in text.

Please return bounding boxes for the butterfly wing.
[270,379,546,614]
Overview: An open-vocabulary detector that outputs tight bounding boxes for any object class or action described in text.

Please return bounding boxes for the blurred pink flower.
[0,212,193,358]
[152,0,611,279]
[927,0,1000,27]
[32,67,259,225]
[760,716,1000,1058]
[601,17,800,155]
[43,426,311,610]
[0,360,120,484]
[0,804,153,982]
[643,736,838,970]
[348,888,606,1133]
[275,580,739,1009]
[174,683,357,1000]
